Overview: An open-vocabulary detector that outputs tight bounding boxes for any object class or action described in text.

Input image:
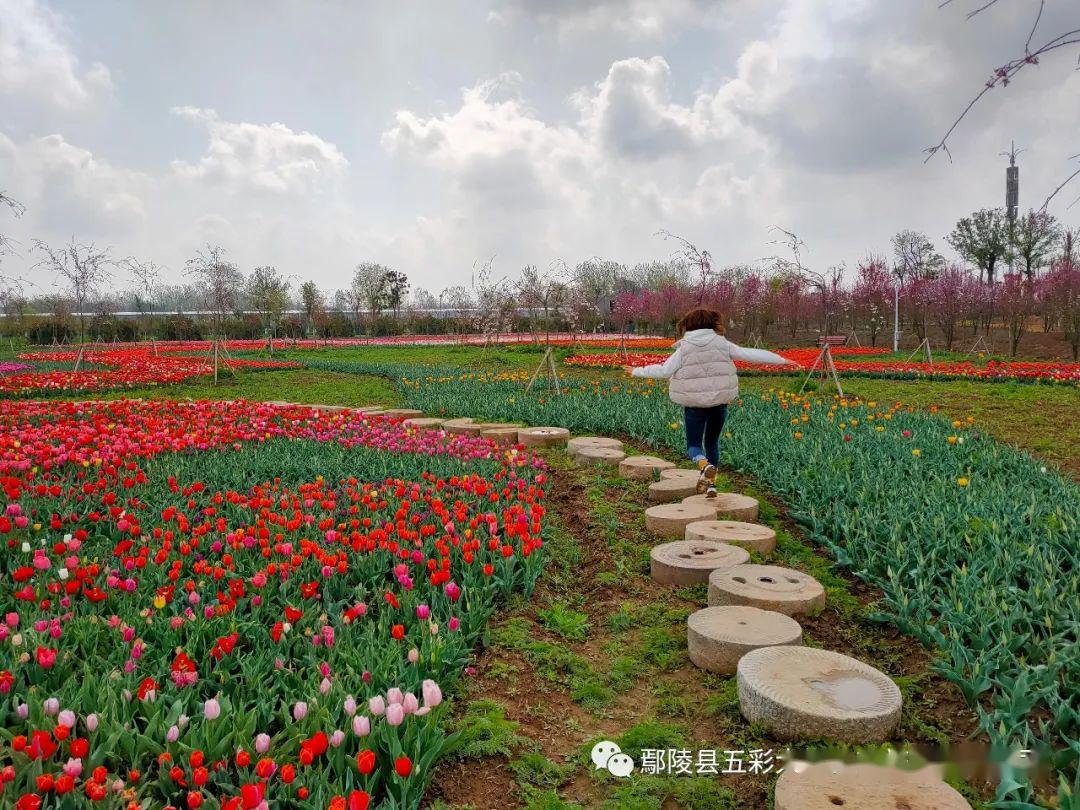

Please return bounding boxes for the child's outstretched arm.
[629,347,684,378]
[727,341,801,367]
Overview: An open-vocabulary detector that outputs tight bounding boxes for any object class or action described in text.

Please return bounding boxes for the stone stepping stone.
[359,408,387,416]
[576,447,626,466]
[480,426,520,445]
[709,564,825,616]
[774,761,972,810]
[567,436,623,459]
[383,408,423,418]
[737,646,902,743]
[648,476,699,503]
[404,417,445,428]
[660,468,700,482]
[685,520,777,554]
[687,606,802,674]
[650,541,749,586]
[645,502,718,537]
[619,455,676,480]
[682,493,759,522]
[518,427,570,447]
[443,417,479,435]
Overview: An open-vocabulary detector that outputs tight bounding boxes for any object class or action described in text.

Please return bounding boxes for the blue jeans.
[684,404,727,467]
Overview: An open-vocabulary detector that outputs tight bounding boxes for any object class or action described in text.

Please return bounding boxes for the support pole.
[72,344,85,373]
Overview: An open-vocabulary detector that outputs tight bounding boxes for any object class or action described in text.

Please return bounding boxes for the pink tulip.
[385,703,405,726]
[255,733,271,753]
[352,715,370,737]
[387,688,403,705]
[293,701,308,721]
[368,695,385,716]
[63,758,83,777]
[204,698,221,720]
[416,604,430,620]
[422,679,443,708]
[330,729,345,747]
[402,693,419,714]
[5,612,18,628]
[44,697,59,715]
[166,725,180,743]
[448,616,460,631]
[16,703,28,719]
[343,695,356,717]
[58,709,76,728]
[86,713,98,732]
[408,648,419,664]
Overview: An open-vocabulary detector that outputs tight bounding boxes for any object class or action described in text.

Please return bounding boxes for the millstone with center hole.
[518,426,570,447]
[383,408,423,418]
[660,468,700,482]
[567,436,623,459]
[682,493,759,521]
[687,606,802,674]
[651,541,749,586]
[576,447,626,466]
[442,418,479,435]
[619,455,677,480]
[709,564,825,615]
[737,646,902,743]
[774,761,972,810]
[645,502,717,537]
[404,417,445,428]
[480,426,520,445]
[648,476,700,503]
[685,520,777,554]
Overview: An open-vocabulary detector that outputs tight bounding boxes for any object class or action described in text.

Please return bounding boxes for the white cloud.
[0,132,148,234]
[495,0,708,40]
[170,106,349,194]
[0,0,112,111]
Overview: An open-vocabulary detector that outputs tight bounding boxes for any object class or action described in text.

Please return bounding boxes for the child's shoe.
[696,463,717,494]
[706,485,718,499]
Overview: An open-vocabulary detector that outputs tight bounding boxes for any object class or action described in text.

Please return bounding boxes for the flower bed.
[0,400,547,808]
[565,349,1080,384]
[307,358,1080,785]
[4,348,298,397]
[0,363,33,375]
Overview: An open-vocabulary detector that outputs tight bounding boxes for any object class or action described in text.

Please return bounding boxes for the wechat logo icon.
[591,740,635,778]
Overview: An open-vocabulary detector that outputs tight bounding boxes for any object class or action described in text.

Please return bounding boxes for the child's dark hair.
[678,308,723,334]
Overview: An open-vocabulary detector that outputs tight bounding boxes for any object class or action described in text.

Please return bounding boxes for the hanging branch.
[926,1,1080,207]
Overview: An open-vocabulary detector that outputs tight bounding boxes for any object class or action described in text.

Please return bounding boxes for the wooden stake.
[525,346,561,394]
[72,344,85,373]
[797,344,844,398]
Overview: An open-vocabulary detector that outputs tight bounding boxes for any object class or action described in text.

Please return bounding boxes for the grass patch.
[449,699,532,759]
[536,602,591,642]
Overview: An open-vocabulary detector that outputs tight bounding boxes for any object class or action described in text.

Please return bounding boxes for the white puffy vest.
[668,332,739,408]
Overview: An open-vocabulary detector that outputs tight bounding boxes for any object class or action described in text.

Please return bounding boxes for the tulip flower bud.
[292,701,308,721]
[385,703,405,727]
[387,688,403,705]
[343,696,357,717]
[422,679,443,708]
[255,733,271,753]
[86,713,98,732]
[368,696,385,716]
[204,699,220,721]
[166,725,180,743]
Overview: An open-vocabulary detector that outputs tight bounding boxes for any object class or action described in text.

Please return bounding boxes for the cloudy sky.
[1,0,1077,297]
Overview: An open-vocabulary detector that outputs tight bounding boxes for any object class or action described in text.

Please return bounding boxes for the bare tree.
[186,244,243,336]
[122,257,164,337]
[517,262,569,342]
[657,230,713,302]
[927,1,1080,208]
[33,238,117,342]
[892,230,945,281]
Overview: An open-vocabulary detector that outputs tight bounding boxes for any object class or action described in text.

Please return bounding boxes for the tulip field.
[304,360,1080,779]
[0,399,549,808]
[1,340,1079,808]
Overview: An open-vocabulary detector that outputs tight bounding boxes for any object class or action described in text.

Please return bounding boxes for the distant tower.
[1004,141,1020,225]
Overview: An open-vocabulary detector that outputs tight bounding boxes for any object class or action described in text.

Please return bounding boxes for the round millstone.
[737,646,902,743]
[383,408,423,418]
[650,541,749,586]
[404,417,445,428]
[576,447,626,466]
[518,427,570,447]
[660,468,701,482]
[687,606,802,674]
[567,436,623,459]
[774,761,972,810]
[648,476,699,503]
[645,502,718,537]
[682,493,759,521]
[619,455,677,480]
[709,564,825,615]
[685,520,777,554]
[480,426,520,445]
[443,417,479,435]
